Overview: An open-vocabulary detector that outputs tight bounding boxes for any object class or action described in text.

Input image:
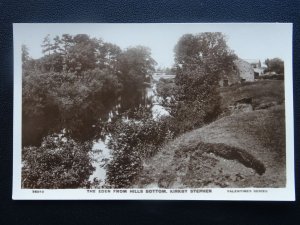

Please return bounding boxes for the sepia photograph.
[13,23,294,200]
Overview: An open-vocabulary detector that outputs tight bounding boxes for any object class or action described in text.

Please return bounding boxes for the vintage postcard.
[13,23,294,200]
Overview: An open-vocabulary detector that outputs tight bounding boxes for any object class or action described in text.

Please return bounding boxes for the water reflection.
[22,77,170,186]
[89,83,169,184]
[89,136,111,185]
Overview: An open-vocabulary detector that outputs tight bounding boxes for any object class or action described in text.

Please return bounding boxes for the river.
[88,77,171,186]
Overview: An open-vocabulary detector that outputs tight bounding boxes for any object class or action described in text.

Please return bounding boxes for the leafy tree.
[96,42,122,72]
[21,44,36,76]
[22,134,94,188]
[39,35,65,72]
[36,53,64,72]
[22,44,30,63]
[118,46,157,91]
[61,34,74,52]
[264,58,284,74]
[174,33,236,78]
[52,35,63,54]
[171,32,236,132]
[40,34,99,74]
[22,70,60,118]
[156,78,176,99]
[22,68,123,143]
[41,34,53,56]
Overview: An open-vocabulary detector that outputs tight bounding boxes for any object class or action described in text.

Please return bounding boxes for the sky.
[15,23,292,68]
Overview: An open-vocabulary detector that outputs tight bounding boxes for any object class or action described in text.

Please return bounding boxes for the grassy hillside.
[137,80,286,188]
[219,80,284,110]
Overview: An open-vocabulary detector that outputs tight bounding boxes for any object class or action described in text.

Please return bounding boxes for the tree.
[40,35,64,72]
[157,78,176,98]
[22,44,30,63]
[63,34,98,74]
[61,34,73,52]
[22,35,158,146]
[118,46,157,90]
[171,32,236,133]
[96,42,122,72]
[41,34,53,56]
[22,44,34,76]
[40,34,99,74]
[264,58,284,74]
[174,33,236,76]
[52,35,63,54]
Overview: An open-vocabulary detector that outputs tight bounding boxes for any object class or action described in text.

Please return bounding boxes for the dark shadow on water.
[22,87,153,147]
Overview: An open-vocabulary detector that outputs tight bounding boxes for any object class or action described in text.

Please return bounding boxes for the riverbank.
[138,104,285,188]
[136,80,286,188]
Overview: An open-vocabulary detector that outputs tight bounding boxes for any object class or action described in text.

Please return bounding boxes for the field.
[137,80,286,188]
[219,80,284,110]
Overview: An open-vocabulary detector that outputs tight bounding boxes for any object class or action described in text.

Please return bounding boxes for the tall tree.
[63,34,98,74]
[41,34,53,56]
[118,46,157,90]
[22,44,30,63]
[96,42,121,72]
[52,35,63,54]
[175,33,236,77]
[172,32,236,132]
[22,44,35,76]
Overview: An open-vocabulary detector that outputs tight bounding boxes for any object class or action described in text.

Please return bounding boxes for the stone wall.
[234,59,255,81]
[219,58,255,87]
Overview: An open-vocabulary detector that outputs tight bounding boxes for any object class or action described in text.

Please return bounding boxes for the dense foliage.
[264,58,284,74]
[22,134,94,189]
[156,78,176,101]
[22,34,157,188]
[105,108,172,188]
[22,32,238,189]
[22,34,156,145]
[158,32,236,133]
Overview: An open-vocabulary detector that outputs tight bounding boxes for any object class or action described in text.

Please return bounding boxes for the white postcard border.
[13,23,295,200]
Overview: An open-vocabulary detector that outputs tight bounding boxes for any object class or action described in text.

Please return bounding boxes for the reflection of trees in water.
[22,34,157,147]
[117,88,153,117]
[21,34,158,189]
[23,86,153,147]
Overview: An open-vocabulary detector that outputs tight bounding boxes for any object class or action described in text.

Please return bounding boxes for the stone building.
[245,59,266,78]
[219,58,255,87]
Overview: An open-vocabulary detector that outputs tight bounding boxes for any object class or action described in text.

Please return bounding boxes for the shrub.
[22,134,95,189]
[105,108,172,188]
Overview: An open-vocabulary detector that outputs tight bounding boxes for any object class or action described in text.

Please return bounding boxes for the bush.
[105,108,172,188]
[22,134,95,189]
[172,67,222,133]
[156,78,176,100]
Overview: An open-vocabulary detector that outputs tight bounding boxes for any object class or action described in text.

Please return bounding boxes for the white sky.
[16,23,292,68]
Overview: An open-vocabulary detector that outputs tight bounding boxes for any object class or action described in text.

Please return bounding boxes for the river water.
[88,79,170,185]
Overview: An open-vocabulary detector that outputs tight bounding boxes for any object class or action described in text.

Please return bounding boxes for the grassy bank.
[219,80,284,110]
[137,80,285,188]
